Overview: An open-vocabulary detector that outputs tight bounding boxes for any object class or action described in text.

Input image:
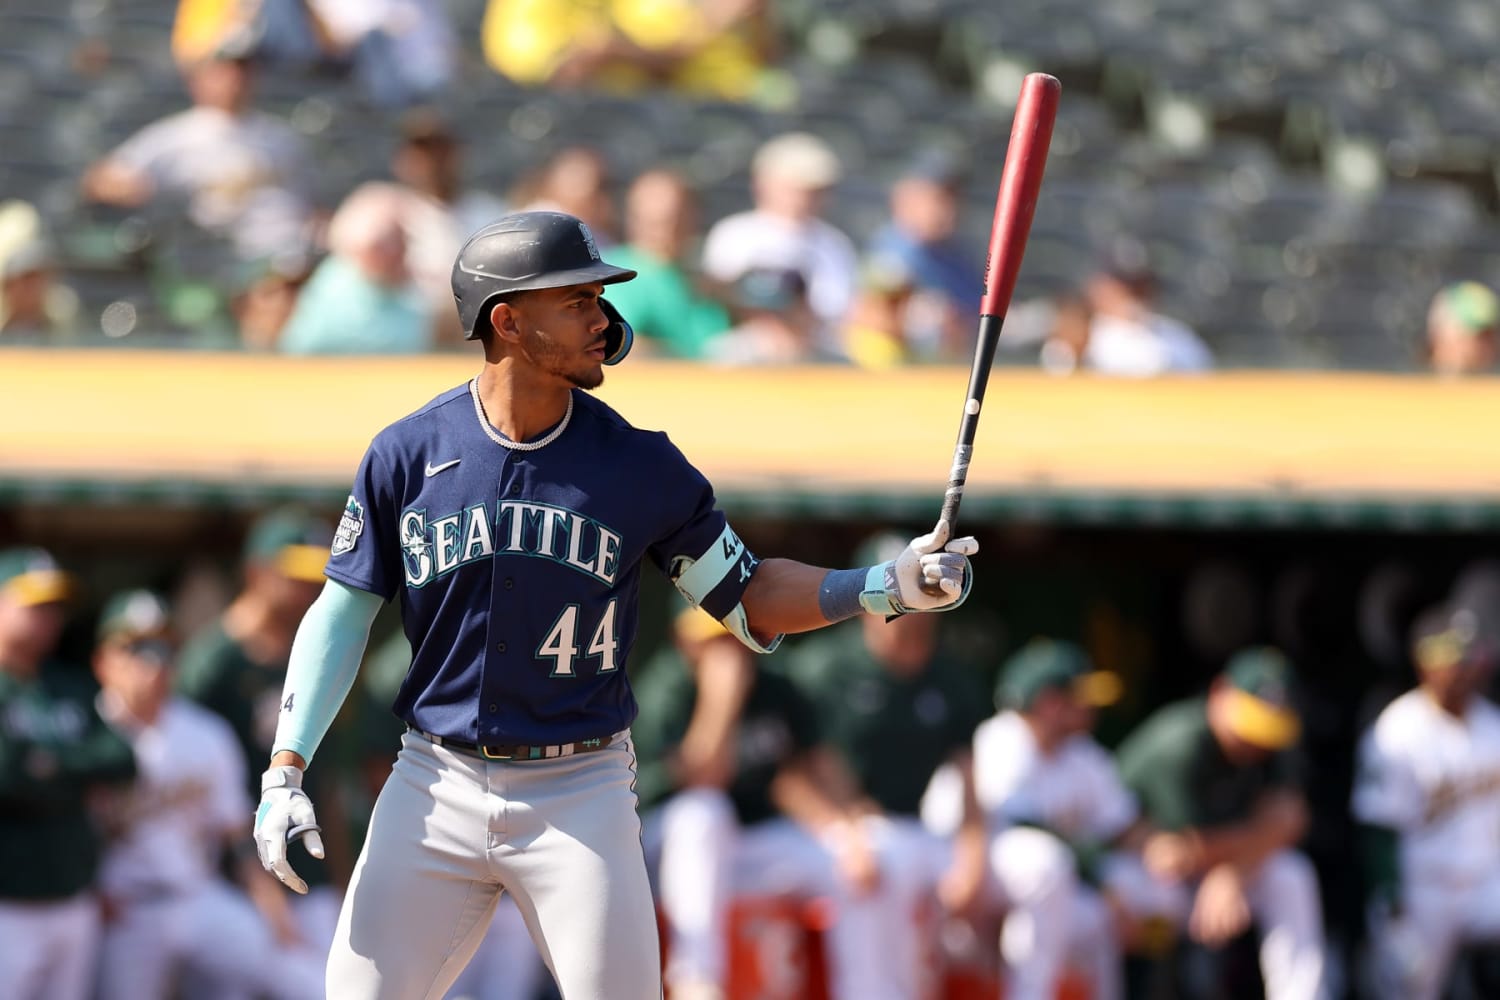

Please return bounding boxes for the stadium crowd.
[1,0,1498,374]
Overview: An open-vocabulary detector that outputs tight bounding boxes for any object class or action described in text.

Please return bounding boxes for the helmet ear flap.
[598,297,634,365]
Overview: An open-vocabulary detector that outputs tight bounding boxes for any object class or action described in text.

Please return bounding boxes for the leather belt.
[410,726,618,762]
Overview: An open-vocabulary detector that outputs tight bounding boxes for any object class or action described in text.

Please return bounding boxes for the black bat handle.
[938,311,1004,534]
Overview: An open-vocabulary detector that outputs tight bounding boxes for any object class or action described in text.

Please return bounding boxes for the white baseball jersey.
[972,711,1137,842]
[1352,690,1500,886]
[97,695,250,898]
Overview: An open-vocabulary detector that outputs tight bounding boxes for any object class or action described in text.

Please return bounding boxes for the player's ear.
[488,298,523,346]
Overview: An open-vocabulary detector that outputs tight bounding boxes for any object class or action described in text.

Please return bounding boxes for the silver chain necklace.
[468,377,573,452]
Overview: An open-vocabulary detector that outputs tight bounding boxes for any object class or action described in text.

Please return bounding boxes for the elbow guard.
[670,524,783,654]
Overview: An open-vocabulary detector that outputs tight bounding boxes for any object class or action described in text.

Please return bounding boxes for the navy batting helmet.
[452,211,638,363]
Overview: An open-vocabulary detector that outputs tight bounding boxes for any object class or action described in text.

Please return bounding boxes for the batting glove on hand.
[254,765,324,895]
[862,519,978,615]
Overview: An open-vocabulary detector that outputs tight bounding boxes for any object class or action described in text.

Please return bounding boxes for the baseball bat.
[937,72,1060,535]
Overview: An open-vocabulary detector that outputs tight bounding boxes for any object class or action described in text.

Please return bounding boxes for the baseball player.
[0,547,137,1000]
[250,209,978,1000]
[1352,603,1500,1000]
[1115,648,1328,1000]
[928,639,1140,1000]
[637,607,911,1000]
[90,589,324,1000]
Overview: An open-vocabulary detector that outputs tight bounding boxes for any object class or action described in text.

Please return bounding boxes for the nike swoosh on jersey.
[424,459,462,477]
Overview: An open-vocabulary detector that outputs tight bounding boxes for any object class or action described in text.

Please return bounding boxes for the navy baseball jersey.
[325,379,756,745]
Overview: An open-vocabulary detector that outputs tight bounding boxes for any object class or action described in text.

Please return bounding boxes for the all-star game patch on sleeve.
[645,436,759,622]
[325,438,402,601]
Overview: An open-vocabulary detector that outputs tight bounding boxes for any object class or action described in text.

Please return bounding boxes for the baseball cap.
[96,589,173,645]
[996,638,1124,711]
[1436,281,1499,336]
[1218,647,1302,751]
[245,509,333,583]
[0,547,73,607]
[734,267,808,312]
[1411,603,1493,672]
[904,148,968,189]
[752,132,842,189]
[398,107,457,147]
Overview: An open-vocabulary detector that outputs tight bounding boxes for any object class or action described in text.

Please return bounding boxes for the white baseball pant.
[96,879,324,1000]
[1104,849,1327,1000]
[0,892,100,1000]
[445,893,548,1000]
[1367,867,1500,1000]
[657,789,940,1000]
[326,729,659,1000]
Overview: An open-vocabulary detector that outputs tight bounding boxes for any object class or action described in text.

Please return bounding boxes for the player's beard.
[524,327,605,390]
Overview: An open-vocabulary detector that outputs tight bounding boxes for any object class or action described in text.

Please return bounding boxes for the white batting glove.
[254,765,324,894]
[862,520,979,615]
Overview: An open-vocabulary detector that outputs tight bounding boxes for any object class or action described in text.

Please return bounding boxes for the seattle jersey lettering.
[400,500,623,588]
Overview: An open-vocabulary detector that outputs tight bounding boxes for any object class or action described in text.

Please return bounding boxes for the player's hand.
[878,519,978,614]
[1188,864,1251,946]
[253,765,324,895]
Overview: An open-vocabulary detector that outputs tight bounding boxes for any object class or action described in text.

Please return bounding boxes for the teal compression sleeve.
[270,579,383,766]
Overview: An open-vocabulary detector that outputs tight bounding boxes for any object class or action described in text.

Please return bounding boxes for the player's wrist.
[817,563,901,623]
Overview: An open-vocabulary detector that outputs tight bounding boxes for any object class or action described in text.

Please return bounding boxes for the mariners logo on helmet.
[451,211,637,363]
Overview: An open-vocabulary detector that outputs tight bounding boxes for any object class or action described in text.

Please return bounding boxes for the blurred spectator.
[307,0,457,107]
[636,608,916,1000]
[0,548,136,1000]
[176,509,347,961]
[1115,648,1328,1000]
[517,146,620,248]
[866,151,983,361]
[840,256,917,369]
[1037,291,1094,376]
[603,170,731,359]
[1082,241,1213,376]
[81,43,316,262]
[1425,280,1498,377]
[174,0,455,108]
[0,201,81,344]
[389,109,508,345]
[701,132,858,340]
[481,0,772,101]
[929,639,1142,1000]
[708,267,840,365]
[1351,604,1500,1000]
[278,183,433,355]
[231,256,313,351]
[786,531,991,998]
[91,590,323,1000]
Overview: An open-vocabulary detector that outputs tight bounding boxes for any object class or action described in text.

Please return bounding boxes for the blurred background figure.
[173,0,456,108]
[0,548,136,1000]
[517,146,620,247]
[0,201,81,344]
[1036,291,1095,376]
[1083,240,1214,377]
[91,589,324,1000]
[1116,649,1328,1000]
[930,639,1137,1000]
[81,41,316,263]
[480,0,772,101]
[604,169,731,360]
[702,132,858,343]
[230,255,313,352]
[176,509,348,965]
[708,266,838,365]
[1424,280,1498,377]
[787,531,990,1000]
[866,151,982,362]
[278,183,432,355]
[840,256,918,369]
[1352,604,1500,1000]
[389,109,508,346]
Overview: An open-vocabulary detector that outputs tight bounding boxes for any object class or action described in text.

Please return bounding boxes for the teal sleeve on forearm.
[271,580,383,766]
